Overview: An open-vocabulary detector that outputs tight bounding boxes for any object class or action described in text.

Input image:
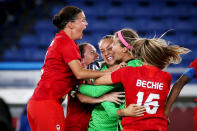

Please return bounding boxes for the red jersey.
[32,30,81,101]
[111,65,172,130]
[65,95,94,131]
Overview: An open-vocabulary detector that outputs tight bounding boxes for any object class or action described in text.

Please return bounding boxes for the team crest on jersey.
[56,124,60,131]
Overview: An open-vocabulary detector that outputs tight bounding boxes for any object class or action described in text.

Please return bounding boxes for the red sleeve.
[111,69,122,84]
[189,58,197,78]
[59,38,81,63]
[111,67,132,84]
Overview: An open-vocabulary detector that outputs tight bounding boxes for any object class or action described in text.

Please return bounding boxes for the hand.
[107,62,127,73]
[101,92,125,105]
[164,109,170,119]
[122,104,146,117]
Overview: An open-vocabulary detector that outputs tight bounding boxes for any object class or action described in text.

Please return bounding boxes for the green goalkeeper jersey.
[80,59,142,131]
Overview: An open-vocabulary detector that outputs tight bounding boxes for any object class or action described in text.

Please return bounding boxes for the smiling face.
[71,12,88,40]
[99,38,116,67]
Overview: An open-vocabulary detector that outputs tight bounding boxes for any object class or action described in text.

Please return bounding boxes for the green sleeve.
[79,84,116,97]
[101,101,120,119]
[101,99,125,119]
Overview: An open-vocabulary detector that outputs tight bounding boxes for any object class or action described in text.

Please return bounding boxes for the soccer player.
[80,29,146,131]
[165,58,197,131]
[94,36,190,131]
[65,42,123,131]
[26,6,115,131]
[79,43,99,69]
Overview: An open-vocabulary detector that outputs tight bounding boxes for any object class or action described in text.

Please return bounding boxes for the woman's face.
[99,39,116,66]
[71,12,88,40]
[112,36,125,63]
[83,44,99,67]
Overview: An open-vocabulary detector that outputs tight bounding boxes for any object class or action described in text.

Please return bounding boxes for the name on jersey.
[136,79,163,90]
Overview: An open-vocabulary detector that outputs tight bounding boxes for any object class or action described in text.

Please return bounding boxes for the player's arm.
[77,92,124,104]
[101,101,122,119]
[80,84,116,97]
[95,67,124,86]
[165,68,196,118]
[165,75,190,118]
[68,60,107,79]
[117,104,145,117]
[68,60,118,80]
[101,101,145,118]
[94,73,113,85]
[77,93,105,104]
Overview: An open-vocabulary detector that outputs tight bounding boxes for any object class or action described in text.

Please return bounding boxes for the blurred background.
[0,0,196,130]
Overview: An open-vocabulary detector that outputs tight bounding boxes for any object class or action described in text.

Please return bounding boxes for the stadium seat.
[50,5,64,18]
[2,0,197,65]
[18,34,39,48]
[2,49,25,62]
[175,31,191,46]
[105,6,125,16]
[188,33,197,47]
[33,19,55,33]
[36,31,55,48]
[80,30,110,47]
[175,19,193,31]
[88,17,110,31]
[21,48,46,62]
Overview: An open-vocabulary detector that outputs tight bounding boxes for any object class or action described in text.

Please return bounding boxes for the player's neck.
[63,28,72,39]
[122,54,133,63]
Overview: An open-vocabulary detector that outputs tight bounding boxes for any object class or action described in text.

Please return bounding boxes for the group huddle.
[26,5,196,131]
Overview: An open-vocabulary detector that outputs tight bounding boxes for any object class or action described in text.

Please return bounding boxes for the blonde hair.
[114,28,139,48]
[131,38,191,69]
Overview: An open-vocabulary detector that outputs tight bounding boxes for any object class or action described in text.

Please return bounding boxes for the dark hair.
[79,43,90,58]
[53,6,82,30]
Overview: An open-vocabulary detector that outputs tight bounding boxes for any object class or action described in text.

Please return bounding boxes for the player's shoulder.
[54,34,70,42]
[160,70,172,82]
[120,66,137,73]
[54,34,76,49]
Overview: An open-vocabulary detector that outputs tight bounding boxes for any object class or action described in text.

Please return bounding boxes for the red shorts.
[27,99,65,131]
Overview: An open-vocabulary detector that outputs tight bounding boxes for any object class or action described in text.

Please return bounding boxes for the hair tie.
[117,31,133,50]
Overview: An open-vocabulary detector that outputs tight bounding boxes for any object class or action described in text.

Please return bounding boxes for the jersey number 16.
[136,92,160,114]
